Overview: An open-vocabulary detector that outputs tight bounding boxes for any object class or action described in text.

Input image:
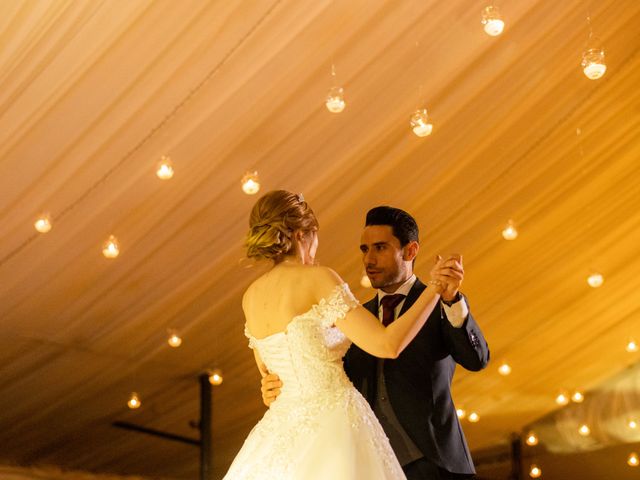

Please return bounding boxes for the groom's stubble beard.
[368,255,414,291]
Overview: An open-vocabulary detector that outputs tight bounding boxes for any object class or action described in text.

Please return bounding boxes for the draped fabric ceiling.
[1,0,639,478]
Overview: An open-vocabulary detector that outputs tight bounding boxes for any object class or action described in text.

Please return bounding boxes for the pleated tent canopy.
[0,0,639,478]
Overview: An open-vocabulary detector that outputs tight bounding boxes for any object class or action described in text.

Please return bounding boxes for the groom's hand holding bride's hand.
[432,254,464,302]
[261,373,283,407]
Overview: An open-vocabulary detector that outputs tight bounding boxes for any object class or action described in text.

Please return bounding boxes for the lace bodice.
[244,283,359,404]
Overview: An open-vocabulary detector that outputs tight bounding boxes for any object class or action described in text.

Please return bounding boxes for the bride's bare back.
[243,263,324,340]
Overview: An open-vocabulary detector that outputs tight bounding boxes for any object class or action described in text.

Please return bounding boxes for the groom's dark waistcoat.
[343,278,490,475]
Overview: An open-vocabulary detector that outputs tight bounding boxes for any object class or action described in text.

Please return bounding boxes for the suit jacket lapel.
[398,277,426,316]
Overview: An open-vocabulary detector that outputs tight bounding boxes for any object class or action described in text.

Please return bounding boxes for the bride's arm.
[314,267,443,359]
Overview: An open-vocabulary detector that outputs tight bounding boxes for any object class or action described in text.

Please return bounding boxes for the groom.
[261,206,490,479]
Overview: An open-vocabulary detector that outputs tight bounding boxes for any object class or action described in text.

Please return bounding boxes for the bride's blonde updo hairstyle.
[245,190,318,262]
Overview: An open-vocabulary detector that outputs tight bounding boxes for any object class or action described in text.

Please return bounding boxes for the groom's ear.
[402,241,419,261]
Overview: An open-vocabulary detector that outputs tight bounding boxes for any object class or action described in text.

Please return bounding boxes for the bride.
[223,190,447,479]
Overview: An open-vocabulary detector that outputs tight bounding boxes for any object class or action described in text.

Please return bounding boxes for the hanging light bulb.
[587,272,604,288]
[208,368,223,386]
[326,64,346,113]
[410,109,433,137]
[34,213,52,233]
[498,362,512,376]
[627,453,639,467]
[156,155,174,180]
[571,391,584,403]
[529,465,542,478]
[628,419,638,429]
[102,235,120,258]
[502,220,518,240]
[326,86,346,113]
[456,408,466,419]
[241,171,260,195]
[167,330,182,348]
[578,424,590,436]
[555,392,569,406]
[360,274,372,288]
[626,339,638,353]
[481,5,505,37]
[127,392,141,409]
[582,46,606,80]
[468,412,480,423]
[526,432,539,446]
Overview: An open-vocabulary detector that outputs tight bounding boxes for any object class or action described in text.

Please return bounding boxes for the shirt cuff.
[441,297,468,328]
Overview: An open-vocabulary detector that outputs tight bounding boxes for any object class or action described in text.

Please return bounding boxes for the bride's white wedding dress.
[223,284,406,479]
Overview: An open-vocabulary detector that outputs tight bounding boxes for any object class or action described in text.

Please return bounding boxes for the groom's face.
[360,225,413,292]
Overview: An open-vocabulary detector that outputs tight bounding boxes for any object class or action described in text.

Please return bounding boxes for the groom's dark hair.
[365,206,419,246]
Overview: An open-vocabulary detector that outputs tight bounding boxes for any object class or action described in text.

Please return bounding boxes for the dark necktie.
[380,294,406,326]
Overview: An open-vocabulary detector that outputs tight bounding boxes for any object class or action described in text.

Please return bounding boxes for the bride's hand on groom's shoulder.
[260,373,283,407]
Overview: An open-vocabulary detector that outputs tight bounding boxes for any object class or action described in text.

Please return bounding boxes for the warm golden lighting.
[241,171,260,195]
[526,432,539,446]
[481,5,505,37]
[628,453,639,467]
[326,86,346,113]
[529,465,542,478]
[502,220,518,240]
[578,424,590,436]
[167,330,182,348]
[34,213,52,233]
[102,235,120,259]
[587,272,604,288]
[555,393,569,406]
[626,339,638,353]
[127,392,141,409]
[468,412,480,423]
[628,419,638,429]
[582,47,606,80]
[456,408,466,419]
[360,274,372,288]
[498,362,512,376]
[209,369,223,386]
[571,391,584,403]
[410,109,433,137]
[156,155,174,180]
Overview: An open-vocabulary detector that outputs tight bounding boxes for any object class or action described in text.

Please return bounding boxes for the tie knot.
[380,294,406,311]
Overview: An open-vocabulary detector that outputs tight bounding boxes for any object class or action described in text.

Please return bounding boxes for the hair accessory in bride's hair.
[297,193,305,203]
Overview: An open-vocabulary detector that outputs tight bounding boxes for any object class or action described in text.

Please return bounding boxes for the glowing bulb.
[410,109,433,137]
[556,393,569,406]
[156,156,174,180]
[498,363,512,376]
[468,412,480,423]
[578,424,590,436]
[127,392,141,409]
[526,432,539,446]
[571,391,584,403]
[582,48,606,80]
[587,273,604,288]
[529,465,542,478]
[360,274,372,288]
[502,220,518,240]
[102,235,120,258]
[481,5,504,36]
[456,408,466,419]
[241,171,260,195]
[628,419,638,429]
[628,453,639,467]
[167,330,182,348]
[209,369,223,386]
[326,86,345,113]
[34,214,52,233]
[626,339,638,353]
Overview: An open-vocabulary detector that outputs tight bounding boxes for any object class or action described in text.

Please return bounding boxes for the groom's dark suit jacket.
[343,278,490,475]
